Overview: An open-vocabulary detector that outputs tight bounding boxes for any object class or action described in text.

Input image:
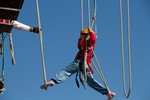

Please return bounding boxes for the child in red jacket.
[40,28,115,100]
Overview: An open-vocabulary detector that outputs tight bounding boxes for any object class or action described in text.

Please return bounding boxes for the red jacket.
[75,31,96,73]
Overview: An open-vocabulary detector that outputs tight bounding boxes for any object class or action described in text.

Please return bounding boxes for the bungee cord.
[120,0,132,98]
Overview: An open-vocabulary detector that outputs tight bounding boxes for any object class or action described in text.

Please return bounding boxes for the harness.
[75,50,94,89]
[75,61,86,89]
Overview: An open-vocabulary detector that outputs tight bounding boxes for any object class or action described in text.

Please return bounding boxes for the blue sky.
[0,0,149,100]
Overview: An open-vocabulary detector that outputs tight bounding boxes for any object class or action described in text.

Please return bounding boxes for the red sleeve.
[89,31,96,47]
[78,38,84,51]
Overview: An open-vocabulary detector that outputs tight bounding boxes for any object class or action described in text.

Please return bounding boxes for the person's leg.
[86,71,116,100]
[40,60,80,89]
[86,71,108,95]
[51,60,80,84]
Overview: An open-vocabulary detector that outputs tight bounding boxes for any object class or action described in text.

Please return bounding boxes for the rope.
[88,0,91,27]
[91,0,96,29]
[91,0,98,38]
[80,0,97,29]
[35,0,47,89]
[120,0,132,98]
[91,50,110,92]
[80,0,97,82]
[81,0,92,81]
[0,20,15,65]
[9,33,16,65]
[83,42,87,81]
[80,0,110,93]
[80,0,84,30]
[0,33,8,44]
[0,33,5,81]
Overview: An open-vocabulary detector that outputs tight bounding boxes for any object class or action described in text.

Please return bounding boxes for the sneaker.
[107,91,116,100]
[40,80,55,90]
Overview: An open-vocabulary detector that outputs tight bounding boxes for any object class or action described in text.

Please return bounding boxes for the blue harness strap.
[75,61,86,89]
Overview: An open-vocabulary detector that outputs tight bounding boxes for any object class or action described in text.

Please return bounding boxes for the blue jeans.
[51,60,108,95]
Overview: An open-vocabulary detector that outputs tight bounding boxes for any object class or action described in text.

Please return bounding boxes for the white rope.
[91,0,97,29]
[9,33,16,65]
[81,0,97,82]
[35,0,47,89]
[80,0,110,93]
[82,0,91,81]
[88,0,91,28]
[0,7,20,11]
[120,0,132,98]
[91,50,110,92]
[80,0,88,81]
[80,0,98,82]
[80,0,84,30]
